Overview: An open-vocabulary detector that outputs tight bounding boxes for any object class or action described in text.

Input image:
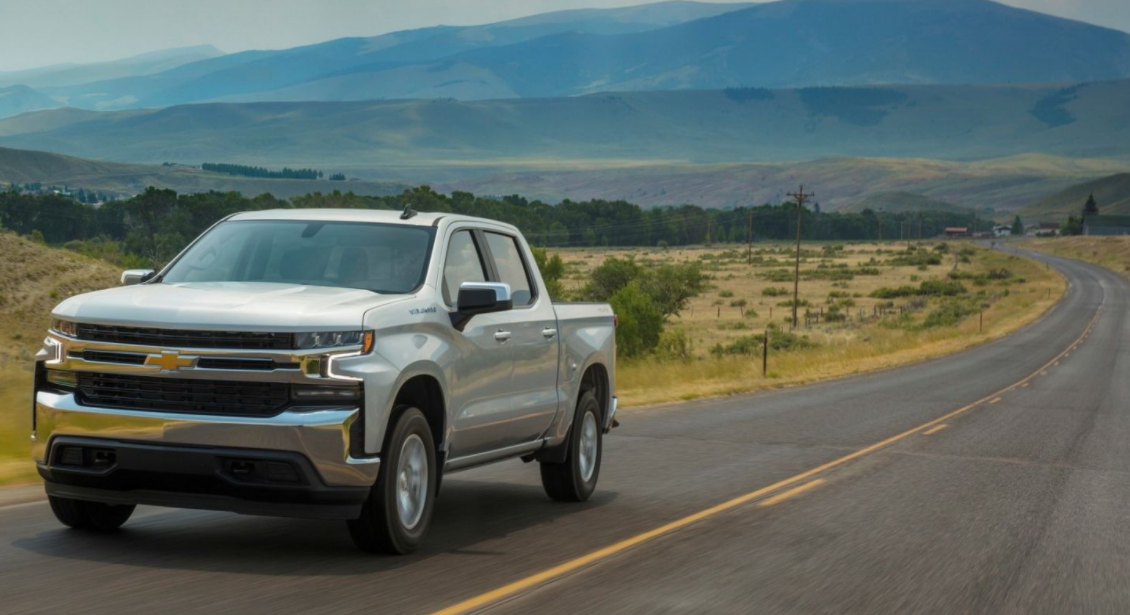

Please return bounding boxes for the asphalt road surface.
[2,248,1126,615]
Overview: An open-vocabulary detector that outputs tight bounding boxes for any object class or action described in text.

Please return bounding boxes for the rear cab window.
[484,232,536,306]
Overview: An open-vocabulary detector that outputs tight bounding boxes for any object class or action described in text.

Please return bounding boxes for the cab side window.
[442,230,487,307]
[485,232,535,306]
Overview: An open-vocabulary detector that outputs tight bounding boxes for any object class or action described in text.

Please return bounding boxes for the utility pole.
[787,184,815,330]
[918,212,923,242]
[878,207,883,241]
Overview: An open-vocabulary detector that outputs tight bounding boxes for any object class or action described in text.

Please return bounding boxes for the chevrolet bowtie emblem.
[145,351,196,371]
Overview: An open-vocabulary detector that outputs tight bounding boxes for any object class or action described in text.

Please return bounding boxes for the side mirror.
[451,282,512,331]
[121,269,156,286]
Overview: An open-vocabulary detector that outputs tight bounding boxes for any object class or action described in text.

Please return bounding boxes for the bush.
[871,279,966,299]
[654,327,693,361]
[730,298,748,308]
[718,289,734,298]
[531,247,566,301]
[762,286,789,297]
[709,325,814,357]
[922,300,979,328]
[609,281,664,358]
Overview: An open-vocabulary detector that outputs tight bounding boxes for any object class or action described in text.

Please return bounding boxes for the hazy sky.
[0,0,1126,72]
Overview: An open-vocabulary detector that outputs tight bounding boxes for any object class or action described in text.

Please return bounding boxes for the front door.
[442,229,515,458]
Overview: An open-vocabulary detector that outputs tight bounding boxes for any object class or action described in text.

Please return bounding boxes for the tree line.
[0,186,994,267]
[202,163,323,180]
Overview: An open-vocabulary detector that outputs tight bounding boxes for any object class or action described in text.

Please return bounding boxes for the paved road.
[1,249,1125,615]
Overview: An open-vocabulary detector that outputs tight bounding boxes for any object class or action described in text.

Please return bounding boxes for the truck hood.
[52,282,408,331]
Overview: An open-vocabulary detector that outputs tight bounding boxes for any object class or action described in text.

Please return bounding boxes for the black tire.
[541,391,602,502]
[348,406,437,554]
[48,495,135,532]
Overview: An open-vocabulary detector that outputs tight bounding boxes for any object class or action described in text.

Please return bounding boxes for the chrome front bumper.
[33,390,380,488]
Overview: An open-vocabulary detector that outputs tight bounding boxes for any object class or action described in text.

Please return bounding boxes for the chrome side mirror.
[451,282,512,331]
[121,269,156,286]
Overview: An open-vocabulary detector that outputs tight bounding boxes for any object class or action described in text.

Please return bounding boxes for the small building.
[1024,222,1059,237]
[944,226,970,238]
[993,225,1011,237]
[1083,215,1130,236]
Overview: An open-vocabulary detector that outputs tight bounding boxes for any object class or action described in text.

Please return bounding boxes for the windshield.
[161,220,435,294]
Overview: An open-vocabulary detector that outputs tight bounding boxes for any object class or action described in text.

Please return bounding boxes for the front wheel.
[348,406,436,554]
[48,496,135,532]
[541,391,602,502]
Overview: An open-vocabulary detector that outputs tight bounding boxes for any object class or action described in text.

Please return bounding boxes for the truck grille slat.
[76,324,293,350]
[77,373,289,417]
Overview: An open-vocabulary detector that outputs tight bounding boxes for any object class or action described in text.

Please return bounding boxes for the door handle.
[494,330,512,342]
[542,328,558,339]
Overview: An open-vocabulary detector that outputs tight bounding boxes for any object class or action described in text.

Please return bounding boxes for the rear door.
[481,230,561,444]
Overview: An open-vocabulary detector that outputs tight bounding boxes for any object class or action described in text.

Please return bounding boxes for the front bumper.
[33,391,379,519]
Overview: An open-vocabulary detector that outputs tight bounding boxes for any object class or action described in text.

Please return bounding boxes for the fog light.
[292,385,361,402]
[45,369,77,389]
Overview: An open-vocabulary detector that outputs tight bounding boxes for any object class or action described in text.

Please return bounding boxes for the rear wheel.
[541,391,602,502]
[48,496,135,532]
[348,406,436,554]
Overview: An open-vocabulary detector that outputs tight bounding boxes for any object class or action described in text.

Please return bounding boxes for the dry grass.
[1022,236,1130,276]
[0,232,120,486]
[554,241,1065,407]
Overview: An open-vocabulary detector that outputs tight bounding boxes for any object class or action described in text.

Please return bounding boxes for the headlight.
[294,331,373,353]
[51,319,78,337]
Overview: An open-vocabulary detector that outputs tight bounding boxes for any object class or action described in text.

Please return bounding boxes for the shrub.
[730,298,748,308]
[762,286,789,297]
[609,281,664,358]
[654,327,693,361]
[718,289,735,298]
[531,247,566,301]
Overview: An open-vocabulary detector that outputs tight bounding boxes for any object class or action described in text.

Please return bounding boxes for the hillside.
[42,1,751,109]
[0,146,409,198]
[838,192,970,214]
[3,81,1130,170]
[0,232,120,367]
[439,155,1129,213]
[0,86,61,120]
[1018,173,1130,221]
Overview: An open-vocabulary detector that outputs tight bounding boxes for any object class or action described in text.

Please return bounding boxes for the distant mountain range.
[0,0,1125,114]
[0,45,223,90]
[3,80,1128,170]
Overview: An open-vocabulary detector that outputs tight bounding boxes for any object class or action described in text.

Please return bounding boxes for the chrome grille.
[76,372,289,417]
[75,324,293,350]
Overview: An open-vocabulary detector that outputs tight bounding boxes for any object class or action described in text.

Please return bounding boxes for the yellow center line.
[1020,383,1029,388]
[427,307,1102,615]
[989,397,1002,405]
[758,479,826,507]
[923,424,948,435]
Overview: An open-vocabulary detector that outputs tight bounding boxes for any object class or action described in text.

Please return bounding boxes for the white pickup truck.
[32,208,617,553]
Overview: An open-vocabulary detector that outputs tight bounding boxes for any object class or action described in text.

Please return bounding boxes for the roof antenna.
[400,204,417,220]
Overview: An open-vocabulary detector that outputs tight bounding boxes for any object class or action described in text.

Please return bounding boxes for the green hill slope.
[0,146,408,198]
[3,81,1129,169]
[1018,173,1130,221]
[838,192,969,214]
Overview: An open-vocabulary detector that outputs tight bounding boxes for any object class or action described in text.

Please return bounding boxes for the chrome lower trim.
[33,391,378,488]
[444,440,544,473]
